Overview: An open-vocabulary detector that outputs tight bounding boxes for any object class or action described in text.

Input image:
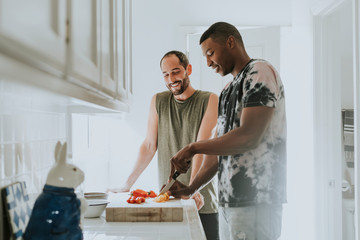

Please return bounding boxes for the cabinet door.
[68,0,101,86]
[0,0,66,76]
[100,0,117,96]
[115,0,132,101]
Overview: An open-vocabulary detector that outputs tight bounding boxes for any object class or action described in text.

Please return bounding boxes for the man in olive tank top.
[108,51,219,240]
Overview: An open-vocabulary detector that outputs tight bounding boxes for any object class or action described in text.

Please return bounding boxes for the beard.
[166,75,190,96]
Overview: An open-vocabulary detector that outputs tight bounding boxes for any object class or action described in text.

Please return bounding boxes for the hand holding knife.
[159,171,181,195]
[160,146,193,196]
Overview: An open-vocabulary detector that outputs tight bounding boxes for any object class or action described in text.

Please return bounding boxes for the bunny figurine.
[23,141,86,240]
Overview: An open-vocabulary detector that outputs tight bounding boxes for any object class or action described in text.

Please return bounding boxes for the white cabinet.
[118,0,133,101]
[0,0,67,77]
[100,0,116,96]
[0,0,132,111]
[67,0,101,87]
[114,0,126,100]
[99,0,132,102]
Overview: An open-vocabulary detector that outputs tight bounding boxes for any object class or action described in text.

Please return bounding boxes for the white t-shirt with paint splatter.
[217,59,287,207]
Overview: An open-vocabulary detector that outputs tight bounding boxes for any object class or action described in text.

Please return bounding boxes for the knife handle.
[172,171,181,180]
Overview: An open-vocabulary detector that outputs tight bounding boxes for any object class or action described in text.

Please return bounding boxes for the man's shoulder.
[155,91,172,104]
[156,91,171,98]
[250,59,275,71]
[196,90,214,98]
[197,90,212,94]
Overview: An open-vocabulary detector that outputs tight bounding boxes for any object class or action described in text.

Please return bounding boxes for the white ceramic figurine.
[23,141,86,240]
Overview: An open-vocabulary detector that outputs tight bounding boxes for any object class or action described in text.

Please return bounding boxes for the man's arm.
[171,106,274,173]
[108,95,158,192]
[188,93,217,209]
[193,106,274,155]
[189,93,218,184]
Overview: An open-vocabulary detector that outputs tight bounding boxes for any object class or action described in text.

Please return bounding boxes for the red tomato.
[135,197,142,204]
[148,190,157,198]
[130,189,148,198]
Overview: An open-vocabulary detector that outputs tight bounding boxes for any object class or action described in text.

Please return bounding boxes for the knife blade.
[159,171,181,195]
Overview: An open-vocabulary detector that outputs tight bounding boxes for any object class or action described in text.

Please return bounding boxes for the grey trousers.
[219,204,283,240]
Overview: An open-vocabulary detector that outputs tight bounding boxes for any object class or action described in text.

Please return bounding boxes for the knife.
[159,171,181,195]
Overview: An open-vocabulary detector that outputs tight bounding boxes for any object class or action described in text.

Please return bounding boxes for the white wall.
[0,81,68,192]
[0,80,69,239]
[280,0,315,239]
[332,0,354,109]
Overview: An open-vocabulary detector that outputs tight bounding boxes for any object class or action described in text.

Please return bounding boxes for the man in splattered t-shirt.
[169,22,287,240]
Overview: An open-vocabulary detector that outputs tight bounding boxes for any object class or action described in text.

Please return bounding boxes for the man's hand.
[170,144,195,174]
[191,192,204,210]
[168,180,196,198]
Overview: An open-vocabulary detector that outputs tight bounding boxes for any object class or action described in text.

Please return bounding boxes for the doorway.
[313,0,357,239]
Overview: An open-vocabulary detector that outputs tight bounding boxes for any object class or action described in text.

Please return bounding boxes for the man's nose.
[168,73,176,82]
[206,56,212,67]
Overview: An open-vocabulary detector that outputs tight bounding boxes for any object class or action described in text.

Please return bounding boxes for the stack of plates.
[84,192,108,200]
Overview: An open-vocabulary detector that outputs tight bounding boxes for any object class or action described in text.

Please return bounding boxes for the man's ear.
[227,36,235,48]
[186,64,192,76]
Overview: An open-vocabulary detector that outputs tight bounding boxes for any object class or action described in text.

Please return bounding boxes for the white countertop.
[82,193,206,240]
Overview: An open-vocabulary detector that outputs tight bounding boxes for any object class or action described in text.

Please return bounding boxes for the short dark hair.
[199,22,243,45]
[160,50,189,70]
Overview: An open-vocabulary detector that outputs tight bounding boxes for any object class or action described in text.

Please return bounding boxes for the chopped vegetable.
[127,196,145,204]
[127,189,159,204]
[130,189,149,198]
[153,192,169,203]
[148,190,157,198]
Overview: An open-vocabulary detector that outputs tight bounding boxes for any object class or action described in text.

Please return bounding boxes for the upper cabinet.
[0,0,67,77]
[68,0,101,87]
[0,0,132,112]
[100,0,117,95]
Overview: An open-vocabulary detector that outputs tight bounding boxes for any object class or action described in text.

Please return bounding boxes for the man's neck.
[231,49,251,77]
[173,85,196,101]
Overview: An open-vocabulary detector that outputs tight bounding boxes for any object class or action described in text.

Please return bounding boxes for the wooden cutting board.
[105,196,183,222]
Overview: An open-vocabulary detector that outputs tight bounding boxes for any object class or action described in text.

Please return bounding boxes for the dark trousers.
[199,213,219,240]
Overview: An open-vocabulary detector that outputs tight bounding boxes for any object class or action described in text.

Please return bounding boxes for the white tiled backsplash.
[0,81,68,191]
[0,80,158,239]
[0,80,68,239]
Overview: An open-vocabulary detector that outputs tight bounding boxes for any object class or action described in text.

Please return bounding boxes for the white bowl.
[84,192,108,200]
[84,200,109,218]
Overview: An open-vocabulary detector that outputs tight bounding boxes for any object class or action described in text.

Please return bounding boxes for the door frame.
[312,0,359,239]
[354,0,360,239]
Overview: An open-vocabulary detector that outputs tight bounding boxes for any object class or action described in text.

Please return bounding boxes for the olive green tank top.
[156,90,218,214]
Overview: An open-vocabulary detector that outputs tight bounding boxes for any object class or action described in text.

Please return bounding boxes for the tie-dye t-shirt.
[217,59,287,207]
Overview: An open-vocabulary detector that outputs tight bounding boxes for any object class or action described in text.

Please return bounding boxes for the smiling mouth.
[169,81,181,88]
[212,65,220,73]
